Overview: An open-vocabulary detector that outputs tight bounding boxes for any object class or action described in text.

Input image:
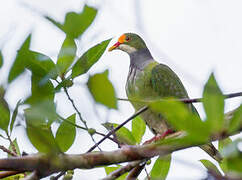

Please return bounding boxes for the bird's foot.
[144,129,174,144]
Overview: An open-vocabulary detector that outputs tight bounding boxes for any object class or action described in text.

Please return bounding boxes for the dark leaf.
[87,70,117,109]
[203,73,225,132]
[150,154,171,180]
[56,114,76,152]
[200,159,222,175]
[8,34,31,83]
[72,39,111,78]
[57,36,76,75]
[10,100,22,134]
[132,116,146,144]
[0,87,10,132]
[103,123,136,145]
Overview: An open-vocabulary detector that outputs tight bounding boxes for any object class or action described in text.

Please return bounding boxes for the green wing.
[150,63,198,114]
[150,64,188,98]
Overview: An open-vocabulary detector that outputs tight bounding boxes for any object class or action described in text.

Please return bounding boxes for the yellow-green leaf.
[72,39,111,78]
[87,70,117,109]
[56,114,76,152]
[132,116,146,144]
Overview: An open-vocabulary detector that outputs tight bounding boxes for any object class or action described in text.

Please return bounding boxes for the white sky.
[0,0,242,179]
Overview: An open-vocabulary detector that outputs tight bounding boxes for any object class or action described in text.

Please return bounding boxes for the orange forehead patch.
[118,34,126,43]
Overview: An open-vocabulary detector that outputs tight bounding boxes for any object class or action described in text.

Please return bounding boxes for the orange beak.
[108,34,126,51]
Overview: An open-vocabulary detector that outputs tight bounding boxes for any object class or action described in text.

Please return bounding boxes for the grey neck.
[129,48,154,69]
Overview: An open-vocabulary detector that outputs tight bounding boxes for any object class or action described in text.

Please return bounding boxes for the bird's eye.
[125,36,130,41]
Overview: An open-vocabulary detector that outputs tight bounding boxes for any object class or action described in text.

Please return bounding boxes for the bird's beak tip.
[108,42,121,52]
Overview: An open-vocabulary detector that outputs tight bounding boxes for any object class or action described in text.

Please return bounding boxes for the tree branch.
[0,125,240,178]
[87,106,148,152]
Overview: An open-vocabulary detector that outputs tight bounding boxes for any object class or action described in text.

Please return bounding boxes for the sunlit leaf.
[132,116,146,144]
[56,114,76,152]
[57,36,76,75]
[8,138,20,157]
[103,123,136,145]
[150,100,209,141]
[10,100,22,133]
[72,39,111,78]
[0,50,3,68]
[87,70,117,109]
[203,73,225,132]
[200,159,222,175]
[0,87,10,132]
[8,34,31,83]
[150,154,171,180]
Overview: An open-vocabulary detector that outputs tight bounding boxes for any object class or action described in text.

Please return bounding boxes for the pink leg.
[144,129,174,144]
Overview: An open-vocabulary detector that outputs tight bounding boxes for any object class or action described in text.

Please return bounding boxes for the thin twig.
[52,171,66,180]
[0,145,17,157]
[0,170,25,179]
[6,132,17,155]
[118,91,242,104]
[58,115,119,144]
[63,86,102,151]
[87,106,148,152]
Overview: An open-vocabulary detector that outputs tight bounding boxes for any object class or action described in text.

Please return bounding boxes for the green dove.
[109,33,222,162]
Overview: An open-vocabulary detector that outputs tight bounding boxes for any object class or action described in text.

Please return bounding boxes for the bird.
[108,33,222,162]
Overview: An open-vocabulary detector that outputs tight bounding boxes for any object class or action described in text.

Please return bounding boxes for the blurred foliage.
[0,2,241,180]
[150,155,171,180]
[87,70,117,109]
[105,165,128,180]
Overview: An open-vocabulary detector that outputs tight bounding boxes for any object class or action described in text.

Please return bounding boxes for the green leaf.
[0,87,10,132]
[62,5,97,38]
[150,154,171,180]
[219,139,242,175]
[132,116,146,144]
[57,36,77,75]
[228,105,242,133]
[10,100,22,133]
[218,138,232,173]
[105,165,127,180]
[45,5,97,39]
[8,34,31,83]
[8,138,20,157]
[72,39,111,78]
[103,123,136,145]
[26,75,55,105]
[0,50,3,68]
[200,159,222,175]
[87,70,117,109]
[45,16,63,31]
[26,51,57,79]
[150,100,209,141]
[56,114,76,152]
[55,77,73,92]
[203,73,225,132]
[25,108,59,153]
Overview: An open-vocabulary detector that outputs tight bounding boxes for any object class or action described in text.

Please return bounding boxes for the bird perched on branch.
[108,33,222,162]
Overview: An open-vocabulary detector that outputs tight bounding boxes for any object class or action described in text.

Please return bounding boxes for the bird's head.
[108,33,147,54]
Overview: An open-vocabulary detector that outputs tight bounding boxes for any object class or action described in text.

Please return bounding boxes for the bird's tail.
[199,143,223,162]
